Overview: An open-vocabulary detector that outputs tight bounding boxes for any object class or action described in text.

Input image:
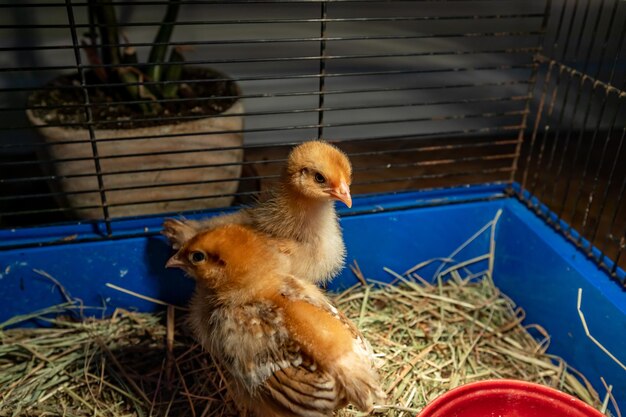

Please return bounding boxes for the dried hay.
[0,212,611,416]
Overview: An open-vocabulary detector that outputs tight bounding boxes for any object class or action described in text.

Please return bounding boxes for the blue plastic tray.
[1,183,624,411]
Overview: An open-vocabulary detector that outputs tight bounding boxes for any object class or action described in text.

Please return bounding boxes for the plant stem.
[117,67,161,115]
[89,0,121,66]
[147,0,181,84]
[162,47,184,99]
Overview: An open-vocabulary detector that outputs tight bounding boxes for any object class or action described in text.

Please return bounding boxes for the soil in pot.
[26,67,244,220]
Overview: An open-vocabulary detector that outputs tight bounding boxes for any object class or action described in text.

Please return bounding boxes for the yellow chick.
[166,224,384,417]
[163,140,353,285]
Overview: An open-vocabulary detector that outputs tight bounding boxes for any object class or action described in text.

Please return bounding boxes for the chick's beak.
[166,253,185,269]
[329,181,352,208]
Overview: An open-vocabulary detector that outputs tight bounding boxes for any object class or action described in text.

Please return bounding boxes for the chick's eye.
[314,172,326,183]
[189,251,206,264]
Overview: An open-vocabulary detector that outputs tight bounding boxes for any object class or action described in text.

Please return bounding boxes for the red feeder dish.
[418,379,606,417]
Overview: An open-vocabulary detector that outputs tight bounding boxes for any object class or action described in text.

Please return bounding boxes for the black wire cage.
[0,0,625,283]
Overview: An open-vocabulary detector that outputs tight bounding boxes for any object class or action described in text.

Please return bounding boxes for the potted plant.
[26,0,244,219]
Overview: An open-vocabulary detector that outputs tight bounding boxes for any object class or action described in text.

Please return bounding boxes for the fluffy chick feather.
[166,224,384,417]
[163,140,353,284]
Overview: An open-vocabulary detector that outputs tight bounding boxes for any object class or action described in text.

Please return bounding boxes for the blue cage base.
[1,184,625,411]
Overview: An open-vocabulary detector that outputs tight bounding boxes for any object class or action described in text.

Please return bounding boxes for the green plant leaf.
[88,0,121,66]
[162,47,185,99]
[147,0,181,84]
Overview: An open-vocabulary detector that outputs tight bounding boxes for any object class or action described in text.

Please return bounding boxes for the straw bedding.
[0,215,609,416]
[0,271,605,417]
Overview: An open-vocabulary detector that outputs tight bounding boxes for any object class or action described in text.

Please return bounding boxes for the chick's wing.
[222,301,343,417]
[262,356,342,417]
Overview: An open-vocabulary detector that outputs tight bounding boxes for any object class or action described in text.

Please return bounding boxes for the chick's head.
[285,140,353,208]
[166,224,285,295]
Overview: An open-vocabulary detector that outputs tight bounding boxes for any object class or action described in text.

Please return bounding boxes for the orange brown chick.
[166,224,384,417]
[163,140,353,285]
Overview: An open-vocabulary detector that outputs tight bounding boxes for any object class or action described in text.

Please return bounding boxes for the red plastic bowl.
[418,379,605,417]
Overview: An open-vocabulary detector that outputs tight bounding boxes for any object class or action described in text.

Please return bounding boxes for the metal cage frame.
[0,0,624,285]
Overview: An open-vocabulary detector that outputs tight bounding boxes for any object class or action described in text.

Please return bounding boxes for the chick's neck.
[271,182,337,240]
[200,270,284,307]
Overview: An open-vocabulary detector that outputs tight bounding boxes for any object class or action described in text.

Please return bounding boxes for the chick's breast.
[189,289,344,417]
